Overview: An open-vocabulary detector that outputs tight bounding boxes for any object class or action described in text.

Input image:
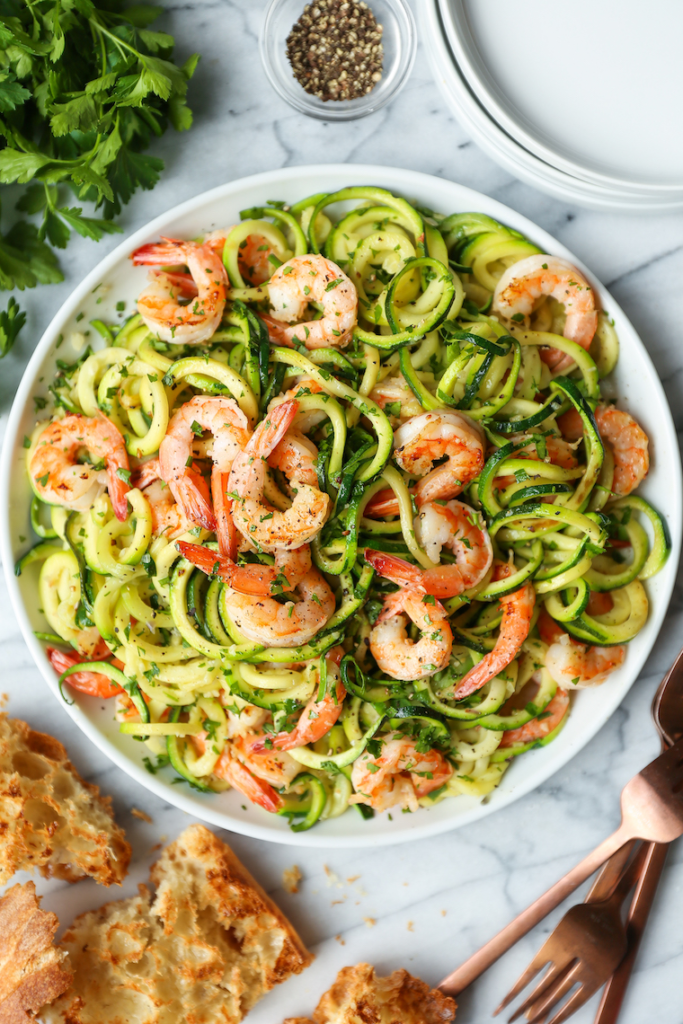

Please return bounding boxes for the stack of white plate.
[424,0,683,212]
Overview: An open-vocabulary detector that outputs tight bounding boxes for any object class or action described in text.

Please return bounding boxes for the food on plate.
[286,1,384,102]
[0,882,72,1024]
[44,824,312,1024]
[0,713,129,886]
[283,962,456,1024]
[21,188,669,831]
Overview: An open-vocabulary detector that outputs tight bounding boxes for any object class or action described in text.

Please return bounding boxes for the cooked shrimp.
[222,566,335,647]
[451,564,535,700]
[269,376,327,433]
[228,399,330,552]
[131,237,228,345]
[30,414,130,522]
[364,411,484,519]
[269,428,320,488]
[176,540,312,597]
[212,746,284,813]
[369,373,421,423]
[499,689,570,749]
[232,735,302,787]
[252,650,346,752]
[159,396,250,553]
[559,404,649,496]
[493,255,597,371]
[365,501,492,601]
[369,588,453,681]
[140,478,193,539]
[545,633,626,689]
[47,648,124,699]
[351,734,453,812]
[596,407,649,496]
[263,255,357,349]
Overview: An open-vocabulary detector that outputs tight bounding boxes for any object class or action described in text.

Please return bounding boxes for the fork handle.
[592,841,669,1024]
[438,823,632,996]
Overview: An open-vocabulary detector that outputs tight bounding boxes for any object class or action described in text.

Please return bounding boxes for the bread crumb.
[331,899,345,906]
[131,807,152,823]
[363,917,376,928]
[283,865,303,894]
[407,920,414,932]
[441,909,447,916]
[0,693,8,708]
[324,863,343,888]
[335,934,346,945]
[347,874,360,883]
[149,843,162,853]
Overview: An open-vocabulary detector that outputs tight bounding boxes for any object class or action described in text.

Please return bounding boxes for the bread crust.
[45,825,312,1024]
[0,881,72,1024]
[0,714,130,886]
[286,963,456,1024]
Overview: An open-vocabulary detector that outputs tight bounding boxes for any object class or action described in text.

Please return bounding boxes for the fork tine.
[524,963,583,1023]
[493,952,552,1015]
[509,962,575,1023]
[544,982,594,1024]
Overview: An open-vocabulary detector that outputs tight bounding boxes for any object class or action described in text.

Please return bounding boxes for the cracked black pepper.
[286,0,384,102]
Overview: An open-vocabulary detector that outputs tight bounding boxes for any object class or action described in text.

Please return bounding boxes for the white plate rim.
[1,163,680,848]
[424,1,683,213]
[438,0,683,196]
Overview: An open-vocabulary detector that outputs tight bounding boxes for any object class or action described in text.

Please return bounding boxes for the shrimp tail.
[177,541,282,596]
[211,470,238,559]
[47,648,124,699]
[107,466,131,522]
[364,549,424,589]
[218,756,283,813]
[252,681,347,752]
[176,541,226,576]
[172,474,217,532]
[252,399,300,457]
[363,488,401,519]
[130,238,187,265]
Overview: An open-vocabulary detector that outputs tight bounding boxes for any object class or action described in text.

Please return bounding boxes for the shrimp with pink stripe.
[131,237,228,345]
[228,399,330,551]
[30,414,130,521]
[365,499,492,601]
[159,395,250,555]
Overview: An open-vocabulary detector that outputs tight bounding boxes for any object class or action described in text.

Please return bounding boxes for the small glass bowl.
[260,0,416,121]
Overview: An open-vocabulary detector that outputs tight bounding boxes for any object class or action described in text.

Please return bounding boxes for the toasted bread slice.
[45,824,313,1024]
[0,881,72,1023]
[284,963,456,1024]
[0,713,130,887]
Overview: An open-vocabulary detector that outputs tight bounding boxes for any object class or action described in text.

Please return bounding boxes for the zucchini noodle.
[21,187,669,832]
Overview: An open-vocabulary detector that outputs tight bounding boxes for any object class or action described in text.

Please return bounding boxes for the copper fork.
[439,736,683,997]
[494,842,649,1024]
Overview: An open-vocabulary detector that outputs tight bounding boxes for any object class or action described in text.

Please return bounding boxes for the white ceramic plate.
[1,165,680,847]
[439,0,683,195]
[424,0,683,213]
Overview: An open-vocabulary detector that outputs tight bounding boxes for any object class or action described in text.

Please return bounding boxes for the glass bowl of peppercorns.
[260,0,416,120]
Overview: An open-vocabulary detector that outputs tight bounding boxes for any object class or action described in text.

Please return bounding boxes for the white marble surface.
[2,2,683,1021]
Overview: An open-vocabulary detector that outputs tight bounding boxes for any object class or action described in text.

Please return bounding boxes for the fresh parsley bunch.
[0,0,199,354]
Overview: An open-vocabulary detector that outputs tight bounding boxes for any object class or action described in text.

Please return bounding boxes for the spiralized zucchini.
[20,188,668,831]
